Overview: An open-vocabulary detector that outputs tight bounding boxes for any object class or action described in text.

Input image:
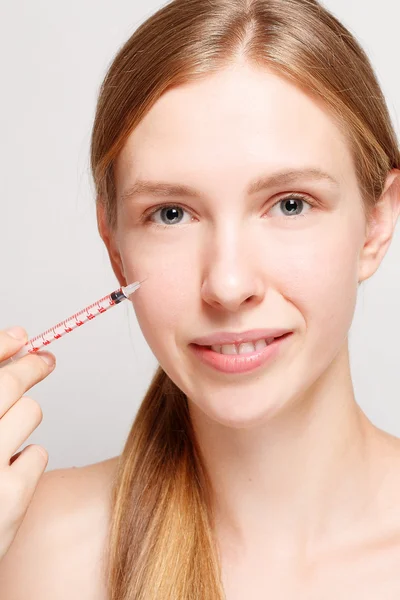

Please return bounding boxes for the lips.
[191,328,292,347]
[189,332,292,374]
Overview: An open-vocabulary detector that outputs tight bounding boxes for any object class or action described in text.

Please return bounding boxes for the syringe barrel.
[0,281,141,368]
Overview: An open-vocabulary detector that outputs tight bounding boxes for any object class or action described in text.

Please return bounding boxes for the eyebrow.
[120,167,340,203]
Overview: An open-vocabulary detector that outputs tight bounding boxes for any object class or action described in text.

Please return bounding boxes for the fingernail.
[38,353,56,368]
[6,327,27,341]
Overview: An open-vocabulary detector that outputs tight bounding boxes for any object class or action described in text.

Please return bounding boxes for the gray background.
[0,1,399,471]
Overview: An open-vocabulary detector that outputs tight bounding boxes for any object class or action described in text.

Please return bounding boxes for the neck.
[189,343,381,565]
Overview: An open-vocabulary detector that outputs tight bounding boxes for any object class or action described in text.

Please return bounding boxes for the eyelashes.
[141,193,315,228]
[144,204,193,227]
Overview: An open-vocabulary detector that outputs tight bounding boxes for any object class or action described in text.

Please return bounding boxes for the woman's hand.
[0,327,55,562]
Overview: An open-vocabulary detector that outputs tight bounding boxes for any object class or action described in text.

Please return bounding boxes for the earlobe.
[358,169,400,283]
[96,200,127,288]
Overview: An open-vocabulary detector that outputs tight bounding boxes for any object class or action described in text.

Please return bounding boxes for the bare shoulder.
[0,455,119,600]
[360,427,400,547]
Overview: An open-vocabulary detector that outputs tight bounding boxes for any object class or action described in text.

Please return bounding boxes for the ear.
[96,201,128,287]
[358,169,400,283]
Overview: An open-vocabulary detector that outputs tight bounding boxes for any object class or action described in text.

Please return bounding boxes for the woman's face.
[110,63,368,427]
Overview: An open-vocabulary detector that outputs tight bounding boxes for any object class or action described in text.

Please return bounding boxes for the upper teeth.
[211,337,275,355]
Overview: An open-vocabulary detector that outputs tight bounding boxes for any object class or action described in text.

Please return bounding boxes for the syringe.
[1,280,145,367]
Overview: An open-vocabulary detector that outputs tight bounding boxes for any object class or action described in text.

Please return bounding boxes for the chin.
[187,386,290,430]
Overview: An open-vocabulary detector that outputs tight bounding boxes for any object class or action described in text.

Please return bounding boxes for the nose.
[200,227,265,313]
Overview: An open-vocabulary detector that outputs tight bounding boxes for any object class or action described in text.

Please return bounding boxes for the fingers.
[9,450,23,465]
[0,445,48,530]
[0,397,44,468]
[0,328,53,562]
[0,353,55,417]
[0,327,28,360]
[10,444,48,481]
[0,327,55,469]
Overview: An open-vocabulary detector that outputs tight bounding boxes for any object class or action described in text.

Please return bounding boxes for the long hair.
[90,1,400,598]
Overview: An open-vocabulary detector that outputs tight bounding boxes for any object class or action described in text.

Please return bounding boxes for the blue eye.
[143,193,314,227]
[268,194,312,218]
[146,205,192,226]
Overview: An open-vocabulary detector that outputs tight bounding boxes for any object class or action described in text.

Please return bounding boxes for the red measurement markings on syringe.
[27,293,118,344]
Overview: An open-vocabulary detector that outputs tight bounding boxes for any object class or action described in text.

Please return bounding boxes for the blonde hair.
[90,1,400,598]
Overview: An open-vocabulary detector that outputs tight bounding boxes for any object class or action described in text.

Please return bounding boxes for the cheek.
[277,226,360,338]
[117,233,195,344]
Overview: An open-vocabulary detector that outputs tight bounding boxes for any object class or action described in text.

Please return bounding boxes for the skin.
[2,57,400,600]
[97,61,400,595]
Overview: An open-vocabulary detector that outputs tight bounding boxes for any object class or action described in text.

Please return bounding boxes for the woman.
[0,0,399,598]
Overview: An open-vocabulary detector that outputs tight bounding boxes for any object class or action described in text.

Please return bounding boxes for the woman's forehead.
[116,64,354,191]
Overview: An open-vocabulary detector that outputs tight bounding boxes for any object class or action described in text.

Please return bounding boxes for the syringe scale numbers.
[0,281,143,366]
[27,289,126,353]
